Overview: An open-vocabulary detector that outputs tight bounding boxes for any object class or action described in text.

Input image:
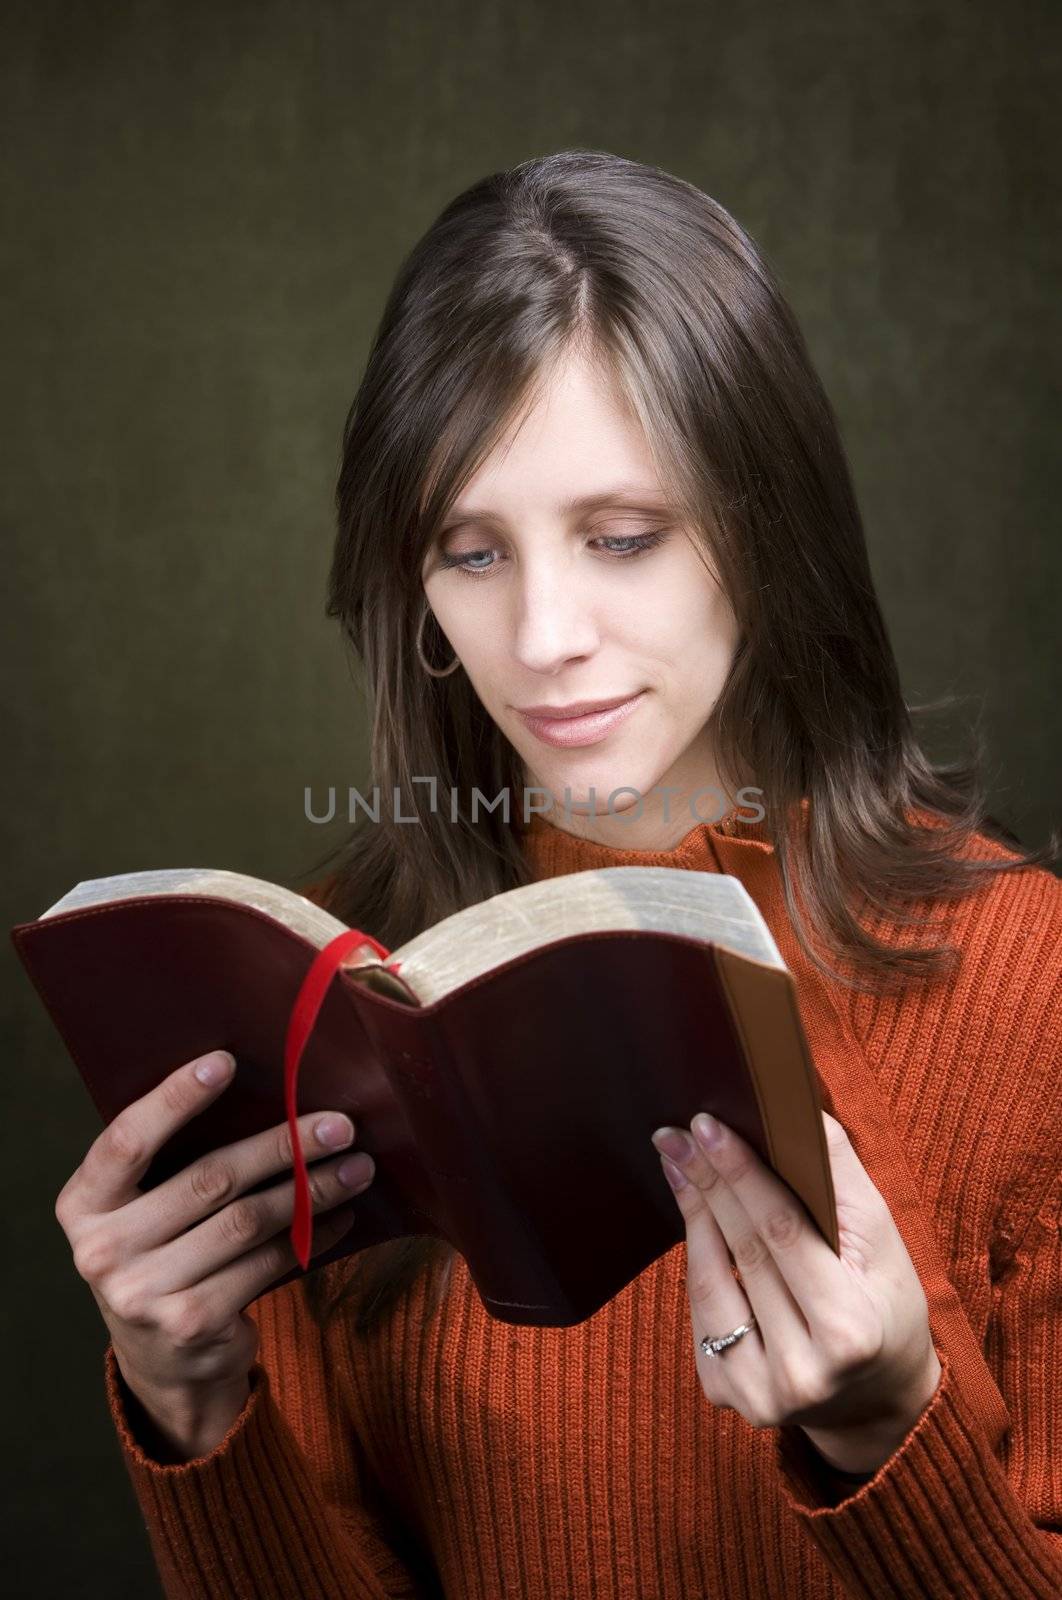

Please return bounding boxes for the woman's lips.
[517,691,647,748]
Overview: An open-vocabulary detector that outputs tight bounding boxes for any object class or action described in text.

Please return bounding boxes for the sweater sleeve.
[773,1170,1062,1599]
[102,1267,431,1600]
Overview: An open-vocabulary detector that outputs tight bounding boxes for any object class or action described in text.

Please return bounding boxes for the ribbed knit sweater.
[102,806,1061,1599]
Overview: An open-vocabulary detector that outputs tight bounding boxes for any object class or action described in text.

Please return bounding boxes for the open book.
[11,864,837,1326]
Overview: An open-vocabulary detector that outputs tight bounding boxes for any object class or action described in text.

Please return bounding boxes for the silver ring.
[700,1314,758,1358]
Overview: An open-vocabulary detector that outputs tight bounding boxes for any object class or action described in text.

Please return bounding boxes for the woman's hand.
[54,1049,376,1456]
[650,1109,942,1475]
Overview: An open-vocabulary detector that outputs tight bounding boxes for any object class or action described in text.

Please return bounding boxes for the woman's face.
[420,346,741,848]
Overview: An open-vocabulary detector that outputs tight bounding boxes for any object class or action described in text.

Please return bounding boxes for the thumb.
[821,1109,884,1206]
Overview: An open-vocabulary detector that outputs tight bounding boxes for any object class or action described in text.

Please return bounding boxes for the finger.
[660,1147,746,1307]
[149,1145,375,1294]
[198,1197,358,1315]
[71,1051,241,1214]
[132,1107,361,1256]
[655,1131,765,1373]
[820,1111,890,1213]
[658,1125,809,1361]
[668,1159,756,1358]
[689,1111,846,1323]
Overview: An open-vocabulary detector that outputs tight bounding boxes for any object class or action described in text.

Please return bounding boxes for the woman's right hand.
[53,1049,375,1455]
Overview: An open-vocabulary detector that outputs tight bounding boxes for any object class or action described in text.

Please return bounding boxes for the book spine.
[711,947,838,1254]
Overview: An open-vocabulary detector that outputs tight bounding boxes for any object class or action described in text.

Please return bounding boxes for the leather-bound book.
[11,864,837,1325]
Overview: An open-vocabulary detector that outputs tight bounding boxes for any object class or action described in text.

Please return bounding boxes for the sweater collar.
[516,799,786,883]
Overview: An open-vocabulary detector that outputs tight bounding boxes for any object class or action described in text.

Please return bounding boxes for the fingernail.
[692,1113,724,1151]
[660,1154,688,1191]
[337,1153,374,1189]
[651,1127,695,1164]
[194,1051,235,1084]
[315,1114,354,1147]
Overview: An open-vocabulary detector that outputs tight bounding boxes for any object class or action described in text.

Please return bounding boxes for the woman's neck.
[523,795,751,853]
[520,754,757,853]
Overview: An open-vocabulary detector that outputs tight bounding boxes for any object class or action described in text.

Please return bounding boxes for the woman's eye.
[439,529,667,578]
[442,547,496,573]
[595,531,667,557]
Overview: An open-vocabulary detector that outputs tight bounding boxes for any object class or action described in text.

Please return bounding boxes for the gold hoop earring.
[416,606,461,678]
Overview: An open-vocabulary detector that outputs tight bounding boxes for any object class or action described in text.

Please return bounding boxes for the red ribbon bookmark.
[284,927,393,1269]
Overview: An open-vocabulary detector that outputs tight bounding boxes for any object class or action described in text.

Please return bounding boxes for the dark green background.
[3,2,1058,1593]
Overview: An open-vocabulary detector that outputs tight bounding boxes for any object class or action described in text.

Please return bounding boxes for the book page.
[39,867,348,951]
[39,863,785,1009]
[392,867,785,1005]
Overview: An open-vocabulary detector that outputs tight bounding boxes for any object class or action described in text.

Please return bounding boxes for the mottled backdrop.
[3,2,1058,1593]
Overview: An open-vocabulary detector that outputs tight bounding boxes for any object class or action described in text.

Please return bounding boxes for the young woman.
[58,151,1059,1598]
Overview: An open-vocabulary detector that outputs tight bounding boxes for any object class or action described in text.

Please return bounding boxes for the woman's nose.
[510,569,601,673]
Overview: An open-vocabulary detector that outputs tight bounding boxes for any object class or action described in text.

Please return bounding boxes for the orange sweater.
[103,808,1061,1598]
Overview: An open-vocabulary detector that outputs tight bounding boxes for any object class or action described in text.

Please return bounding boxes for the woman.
[61,151,1059,1598]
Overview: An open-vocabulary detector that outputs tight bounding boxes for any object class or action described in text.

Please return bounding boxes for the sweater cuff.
[774,1348,1062,1598]
[105,1340,262,1474]
[103,1342,407,1599]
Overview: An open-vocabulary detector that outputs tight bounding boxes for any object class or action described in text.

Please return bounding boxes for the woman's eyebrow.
[559,487,676,514]
[441,487,676,526]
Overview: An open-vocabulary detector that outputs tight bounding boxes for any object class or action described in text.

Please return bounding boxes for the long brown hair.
[297,148,1057,1336]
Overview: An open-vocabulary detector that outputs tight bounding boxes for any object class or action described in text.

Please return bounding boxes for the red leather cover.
[11,893,835,1325]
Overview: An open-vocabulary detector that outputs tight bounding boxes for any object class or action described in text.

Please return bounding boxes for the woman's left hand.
[650,1109,942,1476]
